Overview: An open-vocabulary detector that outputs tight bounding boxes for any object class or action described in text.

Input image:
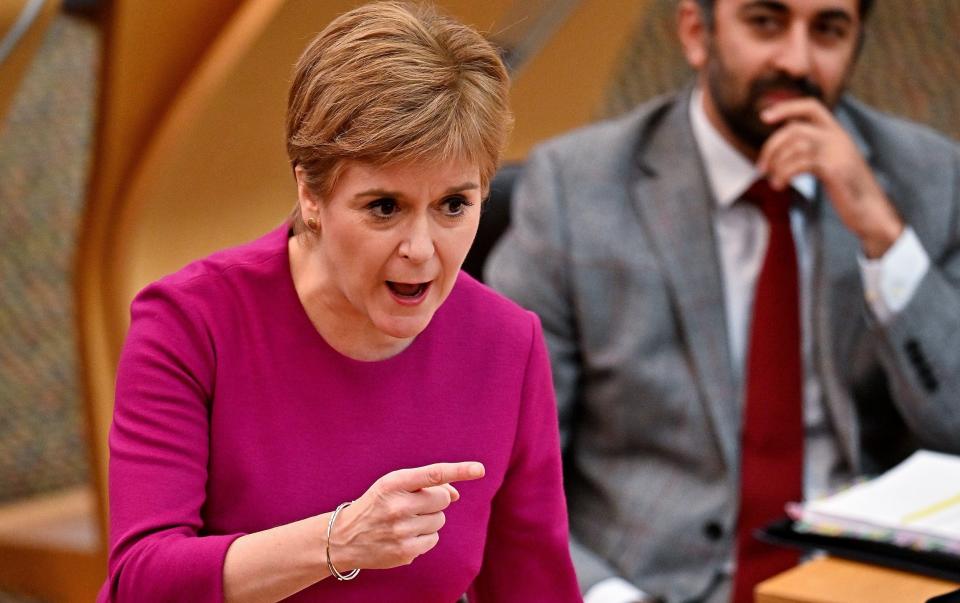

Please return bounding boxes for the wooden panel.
[0,545,103,602]
[439,0,517,32]
[0,487,98,549]
[0,487,104,602]
[756,557,960,603]
[93,0,245,209]
[114,0,358,311]
[506,0,651,160]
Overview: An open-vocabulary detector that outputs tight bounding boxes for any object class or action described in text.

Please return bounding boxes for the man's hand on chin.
[756,97,904,259]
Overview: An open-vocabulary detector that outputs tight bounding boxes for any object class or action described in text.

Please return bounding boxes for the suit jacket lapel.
[630,91,739,472]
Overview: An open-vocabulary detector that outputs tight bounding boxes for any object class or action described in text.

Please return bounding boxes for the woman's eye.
[441,195,473,217]
[367,198,398,218]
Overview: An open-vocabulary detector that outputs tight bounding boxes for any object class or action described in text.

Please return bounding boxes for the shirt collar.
[689,87,816,209]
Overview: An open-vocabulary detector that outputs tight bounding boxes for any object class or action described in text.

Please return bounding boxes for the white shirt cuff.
[858,226,930,323]
[584,577,651,603]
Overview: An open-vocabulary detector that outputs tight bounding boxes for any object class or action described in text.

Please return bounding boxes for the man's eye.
[747,13,783,34]
[368,198,398,218]
[441,195,473,217]
[813,20,849,41]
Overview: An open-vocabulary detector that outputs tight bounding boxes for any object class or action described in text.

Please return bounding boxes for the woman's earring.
[306,217,318,232]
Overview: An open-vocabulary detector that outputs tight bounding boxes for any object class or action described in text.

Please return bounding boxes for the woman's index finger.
[388,462,485,492]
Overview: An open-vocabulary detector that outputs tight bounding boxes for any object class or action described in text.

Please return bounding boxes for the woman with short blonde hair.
[286,1,512,211]
[99,3,579,602]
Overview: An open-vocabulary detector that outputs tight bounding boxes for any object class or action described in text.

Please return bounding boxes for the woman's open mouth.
[386,281,432,305]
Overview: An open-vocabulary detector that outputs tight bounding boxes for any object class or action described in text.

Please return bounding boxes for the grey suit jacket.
[486,89,960,602]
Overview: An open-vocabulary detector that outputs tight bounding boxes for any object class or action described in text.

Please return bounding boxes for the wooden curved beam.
[76,0,247,545]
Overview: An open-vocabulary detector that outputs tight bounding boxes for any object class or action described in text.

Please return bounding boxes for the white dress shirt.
[585,88,930,603]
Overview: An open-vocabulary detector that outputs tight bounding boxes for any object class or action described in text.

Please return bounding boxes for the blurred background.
[0,0,958,600]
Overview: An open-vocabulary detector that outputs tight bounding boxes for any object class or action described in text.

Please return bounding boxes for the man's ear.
[677,0,709,70]
[294,165,321,220]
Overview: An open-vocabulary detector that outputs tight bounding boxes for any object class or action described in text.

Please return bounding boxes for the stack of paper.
[794,450,960,555]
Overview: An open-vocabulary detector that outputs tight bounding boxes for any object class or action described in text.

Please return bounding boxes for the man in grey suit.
[486,0,960,601]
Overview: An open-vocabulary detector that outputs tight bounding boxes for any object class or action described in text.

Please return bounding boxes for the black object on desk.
[927,588,960,603]
[758,518,960,583]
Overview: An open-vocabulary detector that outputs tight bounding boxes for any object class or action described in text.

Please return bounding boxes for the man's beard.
[707,56,827,152]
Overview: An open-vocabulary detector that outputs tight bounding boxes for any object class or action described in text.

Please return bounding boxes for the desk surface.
[756,556,960,603]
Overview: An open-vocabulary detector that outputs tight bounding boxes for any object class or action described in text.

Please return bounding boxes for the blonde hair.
[286,1,512,232]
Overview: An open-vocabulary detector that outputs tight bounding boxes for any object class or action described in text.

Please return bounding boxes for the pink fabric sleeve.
[468,315,582,602]
[99,281,244,602]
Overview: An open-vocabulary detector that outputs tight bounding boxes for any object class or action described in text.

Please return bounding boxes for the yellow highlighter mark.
[901,491,960,524]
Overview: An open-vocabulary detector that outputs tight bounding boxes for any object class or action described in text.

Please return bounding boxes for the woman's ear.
[295,165,321,230]
[677,0,709,71]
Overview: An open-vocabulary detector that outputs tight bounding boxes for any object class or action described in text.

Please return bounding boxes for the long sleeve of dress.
[99,280,244,602]
[468,315,582,602]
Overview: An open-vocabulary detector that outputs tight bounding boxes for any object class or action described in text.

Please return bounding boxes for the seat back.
[462,163,523,282]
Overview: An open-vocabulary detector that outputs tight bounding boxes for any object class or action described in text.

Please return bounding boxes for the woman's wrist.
[323,503,361,574]
[297,513,338,579]
[326,501,361,580]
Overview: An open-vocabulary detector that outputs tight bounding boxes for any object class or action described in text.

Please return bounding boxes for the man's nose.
[772,24,814,78]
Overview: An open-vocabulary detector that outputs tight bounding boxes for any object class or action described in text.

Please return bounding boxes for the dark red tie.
[731,179,804,603]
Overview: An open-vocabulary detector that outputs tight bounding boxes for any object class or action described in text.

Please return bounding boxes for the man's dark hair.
[694,0,875,27]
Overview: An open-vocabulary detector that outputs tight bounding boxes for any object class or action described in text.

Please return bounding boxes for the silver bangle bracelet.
[326,501,360,581]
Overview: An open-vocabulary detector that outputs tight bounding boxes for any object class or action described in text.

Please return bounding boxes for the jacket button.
[703,521,724,541]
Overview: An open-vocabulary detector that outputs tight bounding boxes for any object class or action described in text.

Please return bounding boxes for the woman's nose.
[398,215,435,263]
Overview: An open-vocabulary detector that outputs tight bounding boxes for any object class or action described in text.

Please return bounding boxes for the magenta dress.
[98,225,581,602]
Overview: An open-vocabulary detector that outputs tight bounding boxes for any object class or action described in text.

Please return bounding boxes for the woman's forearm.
[223,513,335,603]
[222,462,477,602]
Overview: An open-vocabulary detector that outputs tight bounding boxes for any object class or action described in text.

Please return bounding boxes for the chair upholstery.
[462,163,522,283]
[0,8,104,602]
[0,0,59,125]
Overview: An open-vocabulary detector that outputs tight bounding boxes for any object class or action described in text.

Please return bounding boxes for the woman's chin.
[372,313,434,341]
